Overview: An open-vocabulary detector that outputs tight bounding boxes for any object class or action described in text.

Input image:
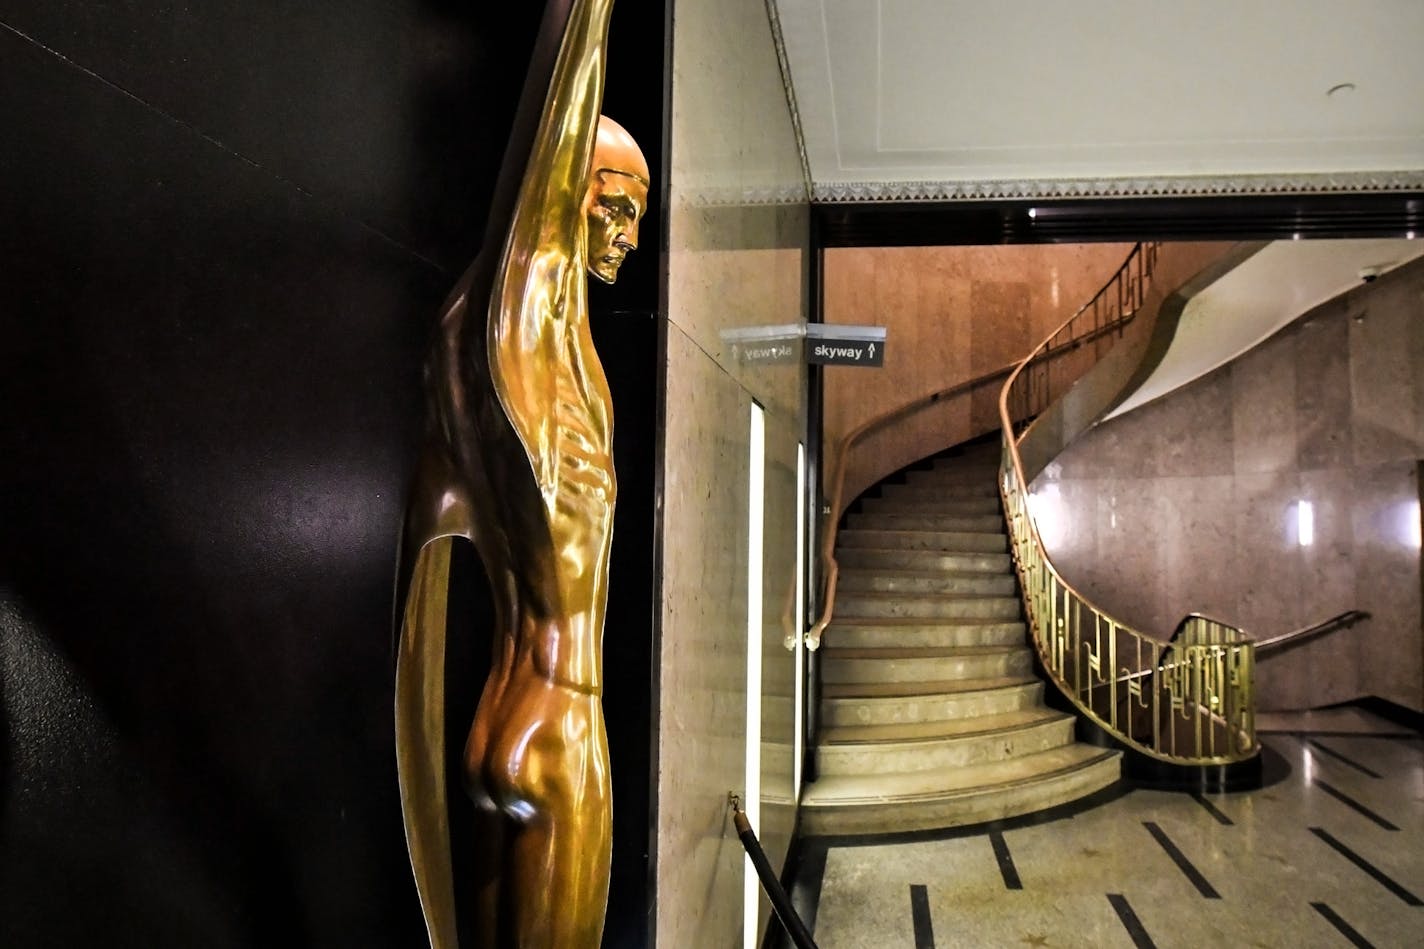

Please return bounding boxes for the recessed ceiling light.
[1326,82,1356,97]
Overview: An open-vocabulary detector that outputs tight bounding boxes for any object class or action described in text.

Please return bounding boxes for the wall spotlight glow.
[1296,500,1314,547]
[1399,500,1421,549]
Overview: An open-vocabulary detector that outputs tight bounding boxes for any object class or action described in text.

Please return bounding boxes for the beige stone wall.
[657,0,808,944]
[822,243,1133,513]
[1040,255,1424,713]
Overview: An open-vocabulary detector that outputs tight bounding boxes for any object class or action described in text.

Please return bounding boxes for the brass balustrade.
[998,244,1259,765]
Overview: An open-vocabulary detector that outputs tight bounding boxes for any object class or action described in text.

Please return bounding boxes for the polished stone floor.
[796,711,1423,949]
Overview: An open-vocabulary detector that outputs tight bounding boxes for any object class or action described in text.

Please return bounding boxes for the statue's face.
[584,170,648,285]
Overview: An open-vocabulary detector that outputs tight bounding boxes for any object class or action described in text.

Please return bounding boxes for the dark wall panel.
[0,2,664,947]
[0,1,544,270]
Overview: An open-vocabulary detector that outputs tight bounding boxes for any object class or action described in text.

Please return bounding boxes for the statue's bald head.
[593,115,650,187]
[584,116,650,285]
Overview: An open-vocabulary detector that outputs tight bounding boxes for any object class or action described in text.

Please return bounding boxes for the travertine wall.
[1038,254,1424,712]
[657,0,808,945]
[822,244,1133,511]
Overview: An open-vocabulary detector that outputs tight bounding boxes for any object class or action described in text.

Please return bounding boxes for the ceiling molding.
[813,170,1424,204]
[762,0,814,198]
[815,191,1424,247]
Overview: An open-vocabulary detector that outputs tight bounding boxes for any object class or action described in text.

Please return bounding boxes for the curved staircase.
[800,442,1120,836]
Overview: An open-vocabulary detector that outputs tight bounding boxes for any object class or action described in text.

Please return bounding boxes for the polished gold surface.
[395,538,457,949]
[997,244,1258,765]
[393,0,648,945]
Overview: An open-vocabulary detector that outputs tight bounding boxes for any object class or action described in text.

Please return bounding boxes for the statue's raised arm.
[490,0,615,505]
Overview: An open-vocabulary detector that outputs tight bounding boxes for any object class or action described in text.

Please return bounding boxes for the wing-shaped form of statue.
[393,0,649,945]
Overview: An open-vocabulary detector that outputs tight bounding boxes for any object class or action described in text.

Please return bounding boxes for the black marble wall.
[0,2,663,946]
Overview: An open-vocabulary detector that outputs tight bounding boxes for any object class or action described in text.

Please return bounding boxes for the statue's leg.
[395,537,459,949]
[509,690,612,949]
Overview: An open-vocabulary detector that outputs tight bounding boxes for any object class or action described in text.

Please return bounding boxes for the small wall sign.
[805,324,886,367]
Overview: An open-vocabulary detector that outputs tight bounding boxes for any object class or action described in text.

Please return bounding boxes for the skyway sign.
[805,324,886,367]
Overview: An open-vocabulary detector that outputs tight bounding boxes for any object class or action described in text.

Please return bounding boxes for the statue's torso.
[479,262,615,692]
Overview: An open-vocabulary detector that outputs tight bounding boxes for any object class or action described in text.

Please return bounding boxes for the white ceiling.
[773,0,1424,200]
[1105,238,1424,420]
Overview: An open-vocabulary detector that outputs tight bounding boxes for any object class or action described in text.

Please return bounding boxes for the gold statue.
[393,0,648,945]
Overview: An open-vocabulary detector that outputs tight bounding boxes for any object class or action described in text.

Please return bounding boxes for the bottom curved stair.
[801,743,1120,835]
[805,446,1121,836]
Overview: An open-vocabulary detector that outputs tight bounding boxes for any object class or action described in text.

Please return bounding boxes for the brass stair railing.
[997,244,1259,764]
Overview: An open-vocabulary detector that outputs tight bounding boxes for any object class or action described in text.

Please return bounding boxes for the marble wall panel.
[1262,466,1363,710]
[824,243,1133,510]
[1160,474,1239,626]
[656,329,752,949]
[1402,277,1424,449]
[1161,366,1236,478]
[1073,400,1165,481]
[666,0,807,419]
[1231,327,1298,475]
[970,279,1032,375]
[1349,462,1423,710]
[1349,288,1418,466]
[1046,255,1424,713]
[1294,306,1353,470]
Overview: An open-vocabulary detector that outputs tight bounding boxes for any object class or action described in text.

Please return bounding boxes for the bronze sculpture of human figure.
[392,0,648,945]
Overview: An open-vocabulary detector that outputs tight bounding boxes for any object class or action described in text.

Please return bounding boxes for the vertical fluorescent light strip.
[744,403,766,949]
[1297,500,1314,547]
[794,442,806,797]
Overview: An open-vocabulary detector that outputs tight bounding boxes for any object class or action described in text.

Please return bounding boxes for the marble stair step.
[836,569,1014,597]
[835,547,1010,573]
[821,645,1033,684]
[799,745,1122,836]
[880,481,998,501]
[905,465,1000,485]
[825,617,1025,649]
[816,708,1075,775]
[932,451,999,470]
[834,591,1020,620]
[837,528,1007,553]
[849,511,1003,533]
[822,673,1039,700]
[821,676,1043,726]
[823,705,1065,745]
[860,495,1001,516]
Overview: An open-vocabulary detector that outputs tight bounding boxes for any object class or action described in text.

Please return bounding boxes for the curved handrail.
[1255,609,1370,653]
[998,243,1258,765]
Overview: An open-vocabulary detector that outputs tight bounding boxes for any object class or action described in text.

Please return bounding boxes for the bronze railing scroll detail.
[998,244,1258,765]
[393,0,651,946]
